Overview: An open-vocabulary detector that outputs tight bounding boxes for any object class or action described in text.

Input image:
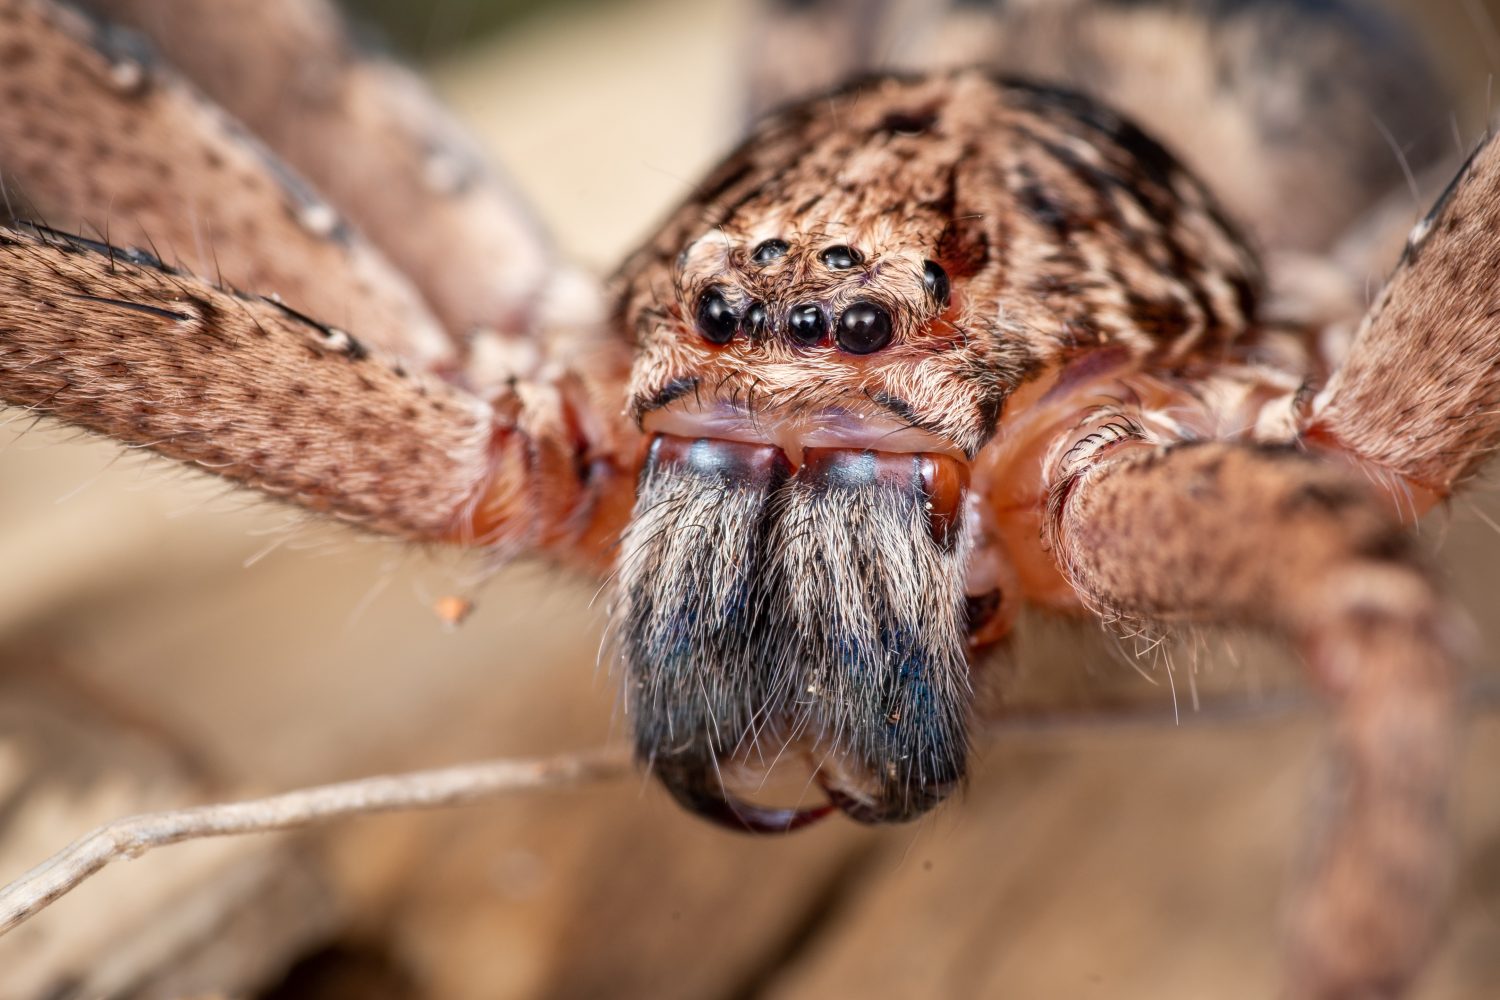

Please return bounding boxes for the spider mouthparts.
[815,766,961,825]
[642,432,969,551]
[652,758,835,835]
[617,431,975,831]
[798,445,968,550]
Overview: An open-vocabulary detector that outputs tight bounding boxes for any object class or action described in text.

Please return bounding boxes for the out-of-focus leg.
[0,0,454,369]
[75,0,561,344]
[1046,440,1464,999]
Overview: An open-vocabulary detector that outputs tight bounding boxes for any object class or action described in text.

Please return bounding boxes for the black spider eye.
[836,301,893,354]
[923,260,951,309]
[696,289,738,345]
[742,301,770,339]
[819,245,863,270]
[752,239,790,263]
[786,303,827,346]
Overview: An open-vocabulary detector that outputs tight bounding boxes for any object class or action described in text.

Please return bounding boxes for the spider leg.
[0,224,636,564]
[1307,128,1500,501]
[0,0,492,373]
[69,0,560,345]
[1044,439,1464,998]
[0,0,456,370]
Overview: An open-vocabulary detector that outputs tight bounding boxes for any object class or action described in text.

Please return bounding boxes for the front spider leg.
[1046,441,1464,999]
[0,224,635,563]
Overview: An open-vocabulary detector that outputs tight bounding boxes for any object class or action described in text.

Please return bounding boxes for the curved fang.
[653,761,834,835]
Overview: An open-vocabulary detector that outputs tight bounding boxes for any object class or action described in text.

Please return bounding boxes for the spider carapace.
[612,71,1269,831]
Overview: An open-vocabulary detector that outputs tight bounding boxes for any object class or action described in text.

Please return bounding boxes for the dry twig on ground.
[0,746,632,935]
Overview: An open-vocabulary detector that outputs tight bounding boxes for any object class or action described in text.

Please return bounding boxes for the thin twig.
[0,745,631,936]
[6,677,1497,939]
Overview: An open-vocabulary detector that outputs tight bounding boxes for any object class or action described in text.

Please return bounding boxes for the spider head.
[615,269,993,828]
[614,225,999,830]
[609,69,1255,830]
[607,75,1040,832]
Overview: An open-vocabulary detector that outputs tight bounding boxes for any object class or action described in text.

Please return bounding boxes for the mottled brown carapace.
[619,71,1261,457]
[0,0,1490,995]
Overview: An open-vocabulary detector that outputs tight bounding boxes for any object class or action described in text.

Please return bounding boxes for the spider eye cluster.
[837,301,892,355]
[751,239,790,263]
[923,260,951,309]
[818,244,863,269]
[695,289,739,344]
[691,243,951,355]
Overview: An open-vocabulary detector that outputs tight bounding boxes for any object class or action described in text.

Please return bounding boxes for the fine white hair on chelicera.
[611,450,973,821]
[768,477,972,813]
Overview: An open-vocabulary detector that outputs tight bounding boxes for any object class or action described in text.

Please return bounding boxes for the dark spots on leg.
[66,293,189,324]
[0,40,33,67]
[1353,529,1412,563]
[1278,480,1365,517]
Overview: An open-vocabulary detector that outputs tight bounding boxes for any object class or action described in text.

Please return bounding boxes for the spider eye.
[819,245,863,270]
[786,303,828,346]
[923,260,951,309]
[752,239,790,263]
[742,301,770,339]
[836,301,893,354]
[696,289,739,344]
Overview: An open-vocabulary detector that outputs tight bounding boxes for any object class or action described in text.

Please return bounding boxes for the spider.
[0,0,1493,996]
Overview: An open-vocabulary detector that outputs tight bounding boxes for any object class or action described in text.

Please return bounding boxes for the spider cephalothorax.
[611,70,1262,829]
[620,72,1261,454]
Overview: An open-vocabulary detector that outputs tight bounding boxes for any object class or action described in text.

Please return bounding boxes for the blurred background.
[4,1,1500,998]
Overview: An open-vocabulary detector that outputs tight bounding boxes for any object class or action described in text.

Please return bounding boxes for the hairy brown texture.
[74,0,558,341]
[619,71,1260,457]
[0,0,453,368]
[0,225,489,539]
[1309,131,1500,493]
[1049,442,1463,999]
[0,224,634,558]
